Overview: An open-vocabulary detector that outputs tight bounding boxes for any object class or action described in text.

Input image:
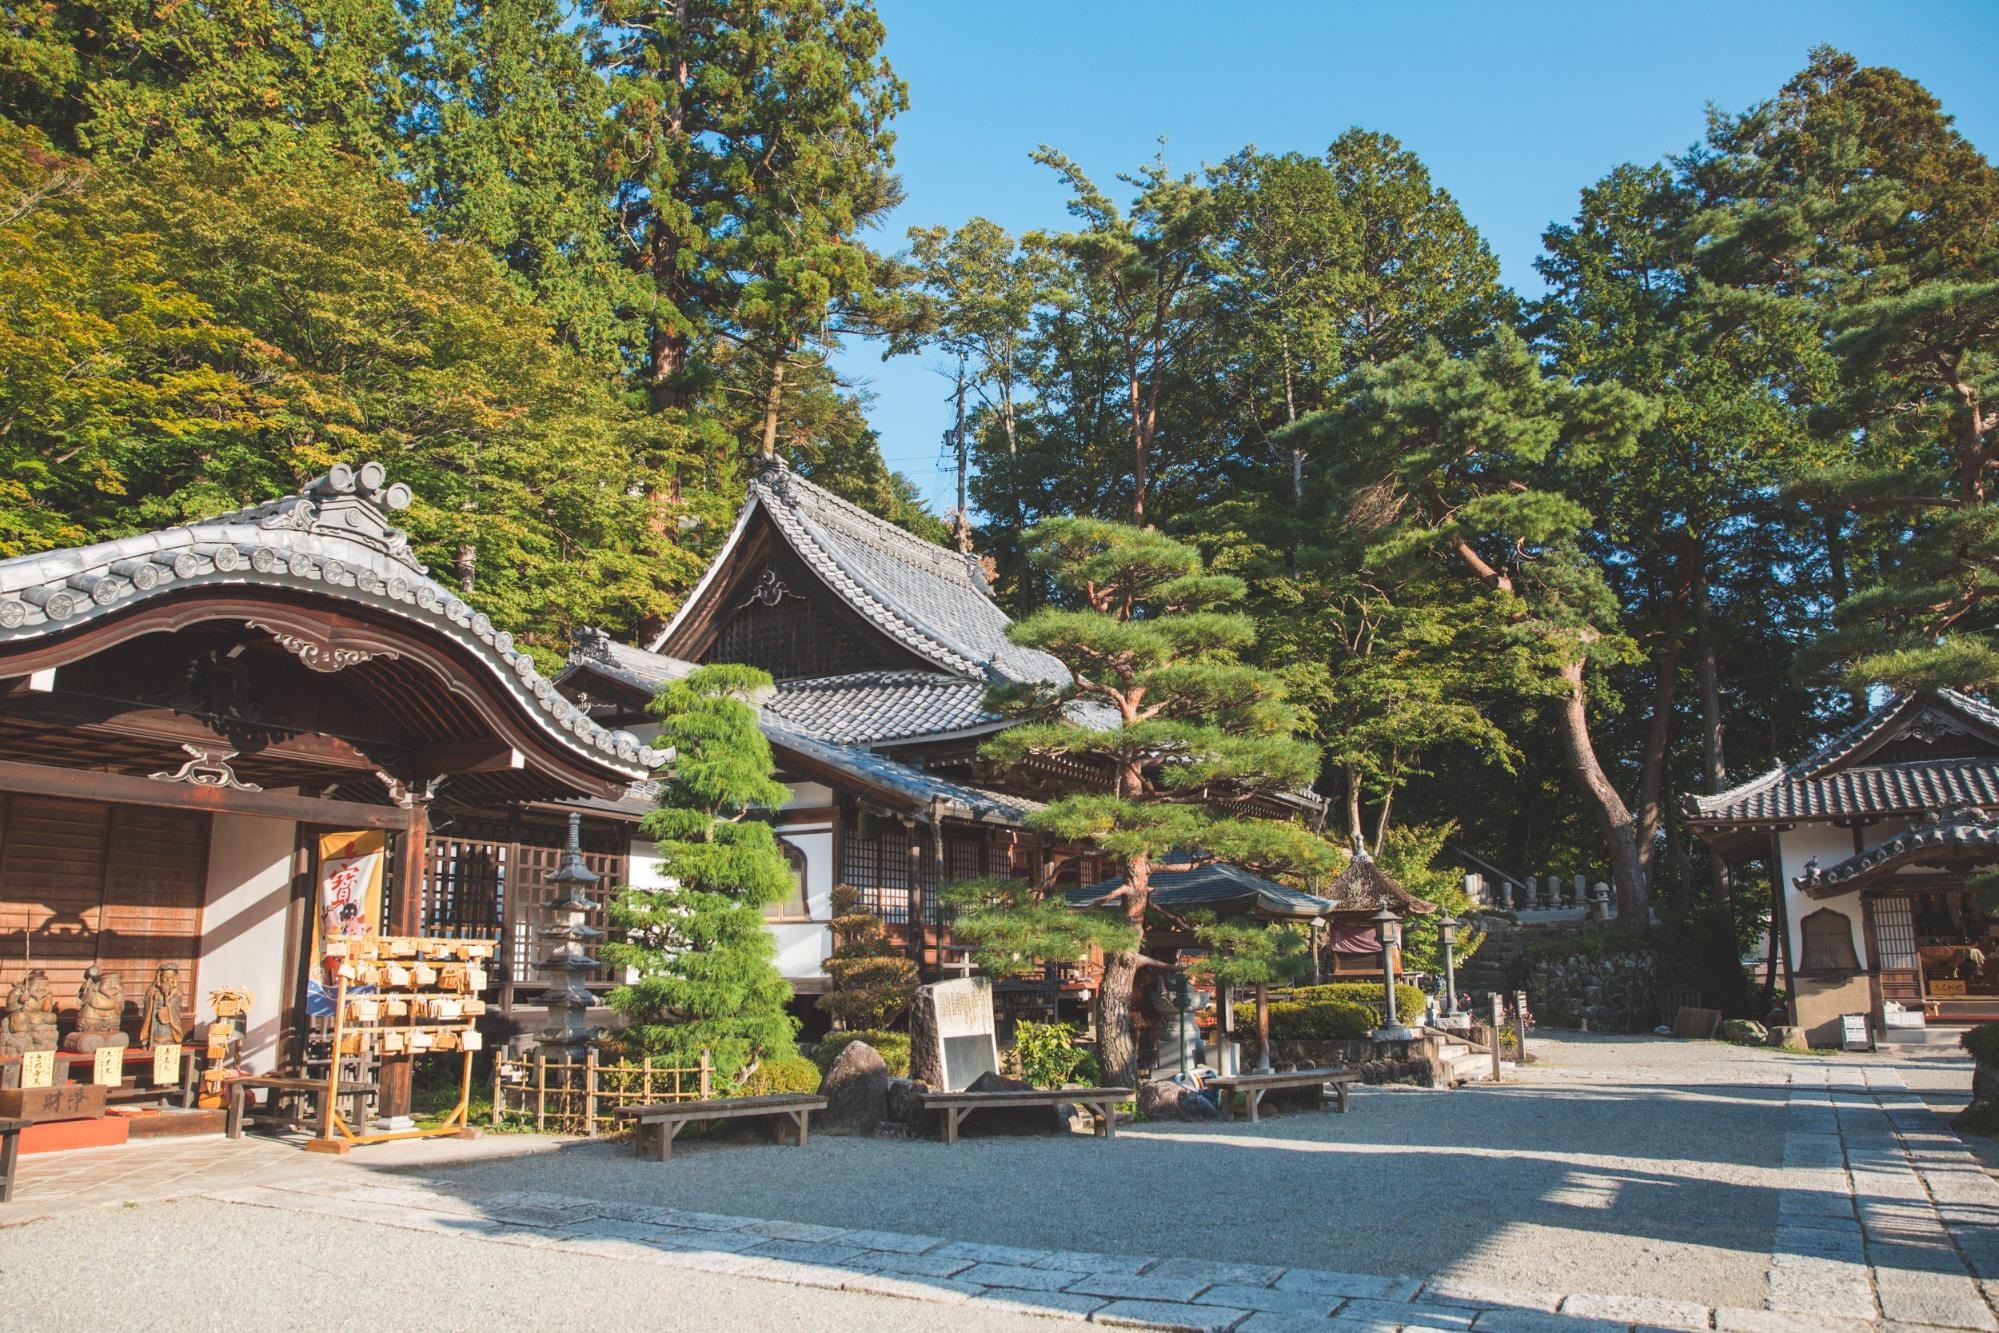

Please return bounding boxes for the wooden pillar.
[376,799,429,1118]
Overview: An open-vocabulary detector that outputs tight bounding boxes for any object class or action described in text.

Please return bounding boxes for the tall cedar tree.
[591,0,906,427]
[1280,333,1656,929]
[1697,49,1999,692]
[963,519,1337,1083]
[604,664,799,1082]
[818,883,917,1030]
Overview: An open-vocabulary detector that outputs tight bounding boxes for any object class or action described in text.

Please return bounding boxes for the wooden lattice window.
[1873,896,1918,969]
[840,818,930,924]
[1799,907,1862,973]
[708,594,876,680]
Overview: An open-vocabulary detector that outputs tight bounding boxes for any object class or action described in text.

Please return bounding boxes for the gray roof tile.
[1069,858,1331,921]
[765,671,1000,746]
[1685,690,1999,825]
[1798,806,1999,892]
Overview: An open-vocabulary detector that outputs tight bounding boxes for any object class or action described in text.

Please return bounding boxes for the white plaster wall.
[199,814,296,1073]
[628,809,834,983]
[1774,823,1869,969]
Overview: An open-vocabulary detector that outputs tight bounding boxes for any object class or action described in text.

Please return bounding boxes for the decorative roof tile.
[653,460,1067,685]
[0,463,665,778]
[1796,806,1999,893]
[1068,857,1331,921]
[1685,690,1999,825]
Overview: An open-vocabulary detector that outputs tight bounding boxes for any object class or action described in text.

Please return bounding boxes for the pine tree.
[604,664,800,1083]
[957,518,1337,1084]
[818,884,917,1031]
[1191,916,1313,1073]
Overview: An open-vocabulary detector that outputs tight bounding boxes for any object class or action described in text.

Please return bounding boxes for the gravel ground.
[373,1032,1833,1311]
[0,1198,1061,1332]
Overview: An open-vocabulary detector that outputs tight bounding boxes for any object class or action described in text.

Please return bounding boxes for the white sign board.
[1841,1012,1873,1052]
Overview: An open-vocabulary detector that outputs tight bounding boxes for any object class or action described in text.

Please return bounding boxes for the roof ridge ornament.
[261,460,425,575]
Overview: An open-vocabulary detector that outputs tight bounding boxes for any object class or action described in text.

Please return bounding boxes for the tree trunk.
[1632,577,1690,887]
[759,353,787,459]
[454,542,475,596]
[1097,950,1141,1086]
[1344,764,1364,846]
[1555,656,1648,932]
[1255,980,1271,1073]
[1692,555,1746,1011]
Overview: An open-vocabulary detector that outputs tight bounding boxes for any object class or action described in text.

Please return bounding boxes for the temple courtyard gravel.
[2,1033,1994,1331]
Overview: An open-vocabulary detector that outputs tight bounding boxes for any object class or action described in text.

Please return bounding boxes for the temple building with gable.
[1684,687,1999,1045]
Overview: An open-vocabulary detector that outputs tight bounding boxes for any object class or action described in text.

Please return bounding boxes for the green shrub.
[813,1030,911,1078]
[737,1054,821,1096]
[1962,1023,1999,1066]
[1235,998,1376,1041]
[1011,1020,1100,1088]
[1276,982,1427,1022]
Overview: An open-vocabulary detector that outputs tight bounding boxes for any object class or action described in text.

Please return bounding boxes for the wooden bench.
[225,1076,378,1141]
[613,1094,827,1161]
[0,1117,24,1204]
[1205,1068,1355,1123]
[921,1087,1132,1145]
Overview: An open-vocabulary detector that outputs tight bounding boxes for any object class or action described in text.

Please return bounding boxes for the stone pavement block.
[1240,1314,1343,1333]
[838,1270,981,1305]
[1766,1264,1876,1319]
[1149,1257,1289,1287]
[1276,1268,1418,1300]
[1466,1311,1624,1333]
[649,1227,765,1254]
[583,1201,685,1227]
[481,1200,586,1228]
[558,1233,677,1263]
[1712,1307,1873,1333]
[1873,1239,1978,1274]
[1334,1299,1476,1328]
[737,1256,865,1290]
[930,1239,1057,1267]
[1192,1283,1338,1315]
[742,1217,852,1243]
[554,1216,670,1241]
[961,1262,1079,1291]
[840,1228,944,1254]
[1872,1264,1999,1331]
[1557,1292,1709,1329]
[655,1246,765,1276]
[741,1238,871,1268]
[666,1210,758,1231]
[1092,1298,1248,1331]
[872,1249,976,1278]
[969,1288,1107,1321]
[1031,1249,1153,1275]
[1065,1272,1209,1303]
[1419,1280,1560,1312]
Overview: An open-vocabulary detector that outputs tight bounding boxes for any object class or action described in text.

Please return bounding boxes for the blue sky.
[830,0,1999,518]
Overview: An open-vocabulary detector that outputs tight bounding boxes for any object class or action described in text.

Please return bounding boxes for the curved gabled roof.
[1684,690,1999,826]
[0,463,665,780]
[1069,857,1332,921]
[652,461,1068,686]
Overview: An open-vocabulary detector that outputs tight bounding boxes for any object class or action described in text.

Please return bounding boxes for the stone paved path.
[4,1038,1997,1330]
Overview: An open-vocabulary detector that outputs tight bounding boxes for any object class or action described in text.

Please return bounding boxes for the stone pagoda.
[530,811,604,1057]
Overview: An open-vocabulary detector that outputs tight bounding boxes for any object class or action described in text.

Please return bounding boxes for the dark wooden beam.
[0,690,389,771]
[410,738,524,776]
[0,757,407,828]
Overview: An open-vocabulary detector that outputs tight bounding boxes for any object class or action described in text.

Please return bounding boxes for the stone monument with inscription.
[907,976,1000,1092]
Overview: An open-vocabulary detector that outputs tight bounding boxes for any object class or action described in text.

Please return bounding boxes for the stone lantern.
[1372,907,1416,1042]
[531,812,604,1057]
[1437,913,1469,1030]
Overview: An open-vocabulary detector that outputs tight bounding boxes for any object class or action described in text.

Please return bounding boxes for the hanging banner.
[311,830,386,983]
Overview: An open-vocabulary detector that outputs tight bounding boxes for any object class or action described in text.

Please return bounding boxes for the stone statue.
[139,963,187,1047]
[62,966,130,1053]
[0,970,59,1057]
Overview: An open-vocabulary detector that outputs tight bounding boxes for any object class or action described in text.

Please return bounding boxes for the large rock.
[1137,1079,1216,1121]
[820,1040,889,1134]
[1766,1025,1809,1052]
[884,1076,929,1127]
[1720,1019,1769,1046]
[908,977,999,1091]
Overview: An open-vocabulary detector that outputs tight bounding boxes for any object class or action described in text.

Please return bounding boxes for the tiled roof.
[1068,857,1332,921]
[760,715,1041,825]
[0,464,663,778]
[653,460,1067,685]
[1324,850,1437,915]
[1685,690,1999,825]
[766,670,1001,746]
[1797,807,1999,893]
[563,630,696,699]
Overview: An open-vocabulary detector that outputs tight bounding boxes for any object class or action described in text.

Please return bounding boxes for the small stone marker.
[908,977,1000,1092]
